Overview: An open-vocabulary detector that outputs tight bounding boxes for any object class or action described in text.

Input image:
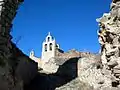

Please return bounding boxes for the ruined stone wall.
[0,1,38,90]
[0,0,23,67]
[97,0,120,88]
[56,49,96,60]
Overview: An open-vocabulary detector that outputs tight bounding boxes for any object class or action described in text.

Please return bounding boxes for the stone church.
[29,32,64,68]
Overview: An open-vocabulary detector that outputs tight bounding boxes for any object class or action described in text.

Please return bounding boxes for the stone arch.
[49,43,52,51]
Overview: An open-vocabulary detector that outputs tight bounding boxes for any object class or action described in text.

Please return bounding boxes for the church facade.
[29,32,63,68]
[41,32,60,62]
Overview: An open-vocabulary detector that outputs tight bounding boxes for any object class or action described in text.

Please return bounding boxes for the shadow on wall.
[24,57,79,90]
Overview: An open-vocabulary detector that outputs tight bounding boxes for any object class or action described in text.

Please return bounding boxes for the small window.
[48,37,50,42]
[45,44,47,52]
[30,51,34,56]
[49,43,52,51]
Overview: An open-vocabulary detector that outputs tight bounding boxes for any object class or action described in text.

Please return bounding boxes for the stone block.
[113,69,120,74]
[108,61,118,68]
[114,65,120,70]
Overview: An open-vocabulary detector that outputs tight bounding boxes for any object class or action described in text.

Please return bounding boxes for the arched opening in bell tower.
[45,44,47,52]
[48,37,50,42]
[49,43,52,51]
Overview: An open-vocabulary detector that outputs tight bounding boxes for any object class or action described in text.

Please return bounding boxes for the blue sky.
[11,0,112,57]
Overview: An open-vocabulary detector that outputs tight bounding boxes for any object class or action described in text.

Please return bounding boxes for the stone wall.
[56,49,94,59]
[0,0,38,90]
[97,0,120,88]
